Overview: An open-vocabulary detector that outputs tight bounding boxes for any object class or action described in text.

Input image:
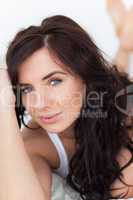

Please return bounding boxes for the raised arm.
[113,46,130,72]
[0,68,51,200]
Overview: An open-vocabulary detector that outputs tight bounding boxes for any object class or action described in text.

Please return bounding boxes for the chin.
[46,127,64,134]
[43,124,67,134]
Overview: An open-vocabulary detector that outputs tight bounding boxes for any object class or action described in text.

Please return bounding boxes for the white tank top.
[47,132,69,178]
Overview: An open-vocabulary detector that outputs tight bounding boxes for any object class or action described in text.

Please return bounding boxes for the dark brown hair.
[6,15,133,200]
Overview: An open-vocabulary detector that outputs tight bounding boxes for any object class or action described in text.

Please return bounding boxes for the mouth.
[39,112,62,124]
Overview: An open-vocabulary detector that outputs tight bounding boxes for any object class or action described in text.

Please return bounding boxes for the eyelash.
[21,78,62,95]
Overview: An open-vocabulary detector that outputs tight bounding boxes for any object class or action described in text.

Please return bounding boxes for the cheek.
[57,84,84,116]
[56,79,84,106]
[21,94,35,109]
[68,91,84,117]
[21,93,41,115]
[70,90,84,107]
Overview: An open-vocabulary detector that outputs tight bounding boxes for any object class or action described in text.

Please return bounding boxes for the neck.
[58,124,75,140]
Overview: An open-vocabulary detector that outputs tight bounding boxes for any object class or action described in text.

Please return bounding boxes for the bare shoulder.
[111,148,133,198]
[21,120,60,169]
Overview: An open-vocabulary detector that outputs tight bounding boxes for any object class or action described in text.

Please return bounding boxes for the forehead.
[18,47,69,83]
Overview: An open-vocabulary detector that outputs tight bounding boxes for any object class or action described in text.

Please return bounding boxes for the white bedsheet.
[51,173,133,200]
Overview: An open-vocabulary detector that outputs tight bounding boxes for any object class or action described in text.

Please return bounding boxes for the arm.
[113,45,130,73]
[0,70,51,200]
[113,45,133,84]
[0,107,51,200]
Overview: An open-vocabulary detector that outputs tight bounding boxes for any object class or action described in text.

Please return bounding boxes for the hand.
[0,66,16,108]
[106,0,127,36]
[106,0,133,52]
[119,7,133,51]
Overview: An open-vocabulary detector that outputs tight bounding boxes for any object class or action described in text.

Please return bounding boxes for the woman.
[2,15,133,199]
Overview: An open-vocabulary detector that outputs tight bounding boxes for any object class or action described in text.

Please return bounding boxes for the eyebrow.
[19,71,67,86]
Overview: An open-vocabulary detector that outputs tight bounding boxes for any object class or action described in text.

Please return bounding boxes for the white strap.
[47,132,69,178]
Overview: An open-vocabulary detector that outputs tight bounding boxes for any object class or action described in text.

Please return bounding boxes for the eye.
[20,86,33,95]
[49,78,62,86]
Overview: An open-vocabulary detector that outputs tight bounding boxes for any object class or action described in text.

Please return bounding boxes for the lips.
[39,112,62,124]
[40,112,61,119]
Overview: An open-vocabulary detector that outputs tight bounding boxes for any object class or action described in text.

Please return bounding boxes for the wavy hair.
[6,15,133,200]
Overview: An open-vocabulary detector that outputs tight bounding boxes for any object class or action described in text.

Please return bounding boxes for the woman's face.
[18,47,86,136]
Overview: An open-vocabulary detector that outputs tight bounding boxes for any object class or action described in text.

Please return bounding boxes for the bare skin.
[106,0,127,37]
[114,7,133,74]
[0,68,51,200]
[106,0,133,75]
